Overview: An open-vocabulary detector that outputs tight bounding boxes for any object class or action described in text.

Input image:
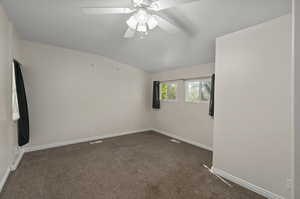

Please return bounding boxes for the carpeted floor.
[0,131,266,199]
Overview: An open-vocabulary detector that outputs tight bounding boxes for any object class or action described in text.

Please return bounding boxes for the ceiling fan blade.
[153,15,181,33]
[149,0,199,11]
[75,0,131,8]
[124,28,136,38]
[161,9,198,36]
[82,7,134,15]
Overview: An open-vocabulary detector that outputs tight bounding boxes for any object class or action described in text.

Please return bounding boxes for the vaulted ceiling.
[2,0,291,72]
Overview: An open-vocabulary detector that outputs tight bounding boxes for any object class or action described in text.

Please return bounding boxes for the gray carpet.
[0,131,266,199]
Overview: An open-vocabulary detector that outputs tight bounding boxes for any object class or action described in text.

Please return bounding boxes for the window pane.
[200,80,211,101]
[167,83,177,100]
[185,79,211,103]
[160,82,177,101]
[161,83,168,100]
[186,81,200,103]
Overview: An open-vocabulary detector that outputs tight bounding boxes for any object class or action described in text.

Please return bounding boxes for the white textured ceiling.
[2,0,291,72]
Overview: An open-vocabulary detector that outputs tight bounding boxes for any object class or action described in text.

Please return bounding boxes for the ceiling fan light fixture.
[135,9,149,24]
[126,8,156,34]
[124,6,164,37]
[126,15,138,30]
[137,24,147,32]
[147,16,158,30]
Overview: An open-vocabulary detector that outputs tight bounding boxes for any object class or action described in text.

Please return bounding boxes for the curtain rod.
[158,74,212,83]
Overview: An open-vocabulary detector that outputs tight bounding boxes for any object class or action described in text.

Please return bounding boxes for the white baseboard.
[152,128,213,151]
[0,148,26,194]
[0,167,11,193]
[10,149,24,171]
[23,129,152,153]
[211,167,285,199]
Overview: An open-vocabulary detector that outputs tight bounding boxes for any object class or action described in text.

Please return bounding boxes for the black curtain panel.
[14,60,30,146]
[209,74,215,117]
[152,81,160,109]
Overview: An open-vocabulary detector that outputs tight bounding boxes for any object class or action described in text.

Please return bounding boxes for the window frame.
[160,81,178,102]
[184,78,211,104]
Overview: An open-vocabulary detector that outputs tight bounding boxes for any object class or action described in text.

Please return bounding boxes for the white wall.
[293,0,300,198]
[151,64,214,150]
[19,41,151,148]
[0,3,21,190]
[0,3,12,188]
[213,15,292,199]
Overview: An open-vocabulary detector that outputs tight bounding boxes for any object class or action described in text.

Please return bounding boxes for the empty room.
[0,0,299,199]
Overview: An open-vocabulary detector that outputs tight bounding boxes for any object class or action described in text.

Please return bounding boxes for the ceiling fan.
[82,0,197,38]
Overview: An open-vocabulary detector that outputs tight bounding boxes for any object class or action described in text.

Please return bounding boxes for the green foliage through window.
[160,83,177,101]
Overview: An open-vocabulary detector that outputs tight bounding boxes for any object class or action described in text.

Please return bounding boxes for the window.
[160,82,177,101]
[185,79,211,103]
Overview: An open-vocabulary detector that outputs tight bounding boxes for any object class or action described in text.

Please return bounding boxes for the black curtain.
[209,74,215,117]
[152,81,160,109]
[14,60,30,146]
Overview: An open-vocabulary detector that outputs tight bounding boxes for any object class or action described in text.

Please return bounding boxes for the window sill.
[185,101,209,104]
[161,100,177,103]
